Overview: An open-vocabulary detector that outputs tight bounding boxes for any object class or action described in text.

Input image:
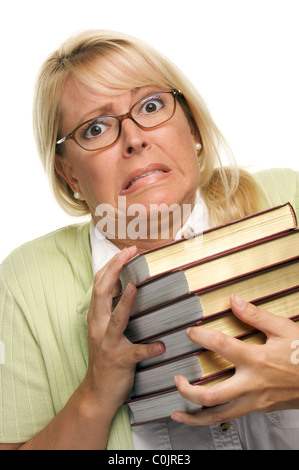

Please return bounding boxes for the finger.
[106,282,137,343]
[190,399,247,425]
[186,324,251,366]
[130,342,166,366]
[230,293,296,337]
[171,399,247,426]
[172,373,254,426]
[90,246,137,313]
[174,370,251,408]
[106,283,166,359]
[88,246,137,335]
[93,246,138,299]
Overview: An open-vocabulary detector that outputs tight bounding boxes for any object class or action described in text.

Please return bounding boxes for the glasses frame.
[56,89,182,152]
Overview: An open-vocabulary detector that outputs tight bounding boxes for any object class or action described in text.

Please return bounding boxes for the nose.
[120,118,150,157]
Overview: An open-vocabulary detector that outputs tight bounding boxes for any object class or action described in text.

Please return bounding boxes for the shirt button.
[181,227,195,239]
[220,422,231,432]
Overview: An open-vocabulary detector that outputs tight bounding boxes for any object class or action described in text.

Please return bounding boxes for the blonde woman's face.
[56,78,200,223]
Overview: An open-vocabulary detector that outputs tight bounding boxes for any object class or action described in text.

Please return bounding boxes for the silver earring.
[195,143,202,153]
[74,191,81,200]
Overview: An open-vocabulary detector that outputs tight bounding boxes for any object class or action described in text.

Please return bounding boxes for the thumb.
[132,342,165,365]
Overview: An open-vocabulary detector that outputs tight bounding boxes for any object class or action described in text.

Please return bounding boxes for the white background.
[0,0,298,262]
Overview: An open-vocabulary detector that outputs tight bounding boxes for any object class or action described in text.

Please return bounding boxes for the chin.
[130,188,183,209]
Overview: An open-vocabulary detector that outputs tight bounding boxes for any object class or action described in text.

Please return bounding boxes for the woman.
[1,29,299,450]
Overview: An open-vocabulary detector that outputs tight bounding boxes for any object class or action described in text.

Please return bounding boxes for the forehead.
[59,78,162,131]
[60,77,123,114]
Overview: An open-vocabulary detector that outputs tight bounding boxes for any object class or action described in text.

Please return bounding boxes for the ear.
[55,154,79,194]
[187,116,202,148]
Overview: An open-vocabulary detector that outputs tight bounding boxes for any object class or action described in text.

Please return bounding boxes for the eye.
[80,119,109,140]
[140,97,165,115]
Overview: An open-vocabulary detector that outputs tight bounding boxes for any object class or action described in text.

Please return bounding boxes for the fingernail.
[117,248,128,261]
[128,245,137,255]
[174,375,181,387]
[153,342,165,354]
[124,282,134,296]
[232,294,247,309]
[171,412,183,423]
[118,246,137,262]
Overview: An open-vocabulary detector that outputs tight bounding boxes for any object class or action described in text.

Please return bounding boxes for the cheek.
[75,157,116,204]
[165,115,197,158]
[171,131,199,173]
[175,139,201,189]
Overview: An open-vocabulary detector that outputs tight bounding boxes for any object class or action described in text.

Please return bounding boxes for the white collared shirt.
[90,190,210,276]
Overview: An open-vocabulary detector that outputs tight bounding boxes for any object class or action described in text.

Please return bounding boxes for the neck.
[111,235,176,254]
[93,193,198,253]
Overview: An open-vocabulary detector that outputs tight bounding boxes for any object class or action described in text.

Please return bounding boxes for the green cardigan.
[0,168,298,449]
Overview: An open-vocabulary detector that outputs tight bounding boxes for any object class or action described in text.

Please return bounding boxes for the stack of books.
[118,203,299,426]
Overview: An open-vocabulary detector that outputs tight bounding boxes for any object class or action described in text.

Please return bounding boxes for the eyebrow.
[80,103,114,121]
[79,87,142,123]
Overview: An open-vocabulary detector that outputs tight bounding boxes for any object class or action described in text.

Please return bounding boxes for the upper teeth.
[127,170,165,189]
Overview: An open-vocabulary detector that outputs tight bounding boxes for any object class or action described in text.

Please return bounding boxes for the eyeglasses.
[56,89,181,152]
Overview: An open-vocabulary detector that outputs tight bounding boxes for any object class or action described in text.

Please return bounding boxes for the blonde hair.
[33,29,261,226]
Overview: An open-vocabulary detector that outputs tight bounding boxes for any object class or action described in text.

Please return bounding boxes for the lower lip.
[120,171,171,195]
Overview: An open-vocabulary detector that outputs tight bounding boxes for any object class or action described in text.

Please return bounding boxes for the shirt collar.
[90,190,210,276]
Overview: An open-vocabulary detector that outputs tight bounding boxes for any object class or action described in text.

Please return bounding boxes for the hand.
[172,294,299,426]
[80,246,165,418]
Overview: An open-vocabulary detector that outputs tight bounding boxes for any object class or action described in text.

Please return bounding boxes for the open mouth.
[126,169,167,190]
[121,165,171,194]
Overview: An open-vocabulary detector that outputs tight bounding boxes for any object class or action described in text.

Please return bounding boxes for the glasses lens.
[75,116,119,150]
[131,92,175,128]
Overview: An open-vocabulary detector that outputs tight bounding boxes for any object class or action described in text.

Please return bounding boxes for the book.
[125,259,299,343]
[128,333,266,425]
[120,203,297,289]
[127,230,299,316]
[129,371,235,426]
[132,290,299,392]
[124,205,299,425]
